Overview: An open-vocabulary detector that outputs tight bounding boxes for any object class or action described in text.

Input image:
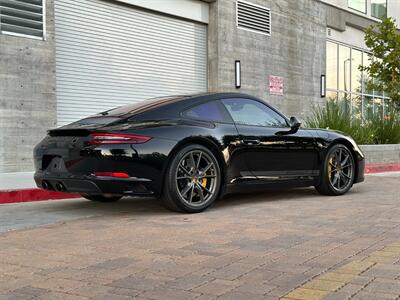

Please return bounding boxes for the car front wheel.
[163,144,222,213]
[315,144,356,196]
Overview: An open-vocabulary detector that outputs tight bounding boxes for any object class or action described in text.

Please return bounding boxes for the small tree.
[359,17,400,105]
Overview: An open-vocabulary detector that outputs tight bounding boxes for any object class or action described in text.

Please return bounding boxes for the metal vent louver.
[0,0,44,38]
[237,0,270,35]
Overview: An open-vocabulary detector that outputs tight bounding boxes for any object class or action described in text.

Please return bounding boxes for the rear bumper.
[34,171,154,196]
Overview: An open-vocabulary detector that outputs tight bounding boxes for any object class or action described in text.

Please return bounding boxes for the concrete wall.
[360,144,400,164]
[0,0,56,173]
[208,0,327,120]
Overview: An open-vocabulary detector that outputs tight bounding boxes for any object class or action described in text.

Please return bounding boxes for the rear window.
[70,117,121,126]
[58,116,123,130]
[99,96,188,117]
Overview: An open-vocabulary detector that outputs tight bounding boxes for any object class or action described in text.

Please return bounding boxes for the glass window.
[222,98,287,127]
[326,42,338,90]
[371,0,387,19]
[374,97,383,117]
[362,53,373,95]
[339,45,351,92]
[351,49,363,93]
[105,96,188,116]
[352,94,363,120]
[339,93,351,115]
[326,91,338,103]
[326,41,392,120]
[373,58,384,97]
[183,101,226,122]
[348,0,366,13]
[383,99,390,118]
[363,96,374,120]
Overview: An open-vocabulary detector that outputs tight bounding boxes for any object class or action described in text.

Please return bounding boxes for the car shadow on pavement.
[48,187,322,216]
[215,187,320,208]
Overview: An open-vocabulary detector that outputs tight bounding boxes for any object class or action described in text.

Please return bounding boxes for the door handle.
[242,139,261,145]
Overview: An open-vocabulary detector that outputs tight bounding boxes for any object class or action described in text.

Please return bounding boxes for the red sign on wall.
[269,75,284,96]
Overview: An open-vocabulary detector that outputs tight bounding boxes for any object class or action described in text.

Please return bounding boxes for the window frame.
[180,100,235,124]
[0,0,46,40]
[370,0,387,20]
[221,97,290,128]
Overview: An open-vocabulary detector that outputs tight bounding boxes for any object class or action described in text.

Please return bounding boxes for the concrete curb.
[364,163,400,174]
[0,163,399,205]
[0,189,80,204]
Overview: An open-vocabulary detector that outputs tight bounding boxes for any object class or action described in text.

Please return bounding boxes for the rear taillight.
[89,132,151,145]
[94,172,129,178]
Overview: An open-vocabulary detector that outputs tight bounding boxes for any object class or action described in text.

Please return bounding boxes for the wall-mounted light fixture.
[320,74,326,98]
[235,60,241,88]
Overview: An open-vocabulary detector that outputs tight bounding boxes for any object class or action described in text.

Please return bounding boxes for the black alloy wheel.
[315,144,355,196]
[163,144,221,213]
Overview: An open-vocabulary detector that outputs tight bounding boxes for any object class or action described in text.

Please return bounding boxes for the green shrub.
[364,110,400,144]
[305,100,400,145]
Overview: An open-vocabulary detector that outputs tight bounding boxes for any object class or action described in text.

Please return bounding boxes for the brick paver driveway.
[1,174,400,300]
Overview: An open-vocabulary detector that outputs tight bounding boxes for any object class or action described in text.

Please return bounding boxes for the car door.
[180,99,251,185]
[221,98,318,181]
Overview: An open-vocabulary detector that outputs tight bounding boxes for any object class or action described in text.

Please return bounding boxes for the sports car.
[34,93,365,213]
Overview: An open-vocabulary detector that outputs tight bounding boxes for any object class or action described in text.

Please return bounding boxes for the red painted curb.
[364,163,400,174]
[0,189,80,204]
[0,163,399,204]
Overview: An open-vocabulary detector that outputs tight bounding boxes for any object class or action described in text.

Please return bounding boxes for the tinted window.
[183,101,226,122]
[99,96,188,116]
[222,98,287,127]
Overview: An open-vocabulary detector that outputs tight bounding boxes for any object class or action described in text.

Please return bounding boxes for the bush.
[305,101,400,145]
[364,110,400,144]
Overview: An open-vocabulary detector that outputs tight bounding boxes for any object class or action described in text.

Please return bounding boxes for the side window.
[182,101,227,123]
[222,98,287,127]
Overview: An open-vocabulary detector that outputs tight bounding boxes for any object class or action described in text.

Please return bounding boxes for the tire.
[315,144,356,196]
[163,144,222,213]
[81,194,122,202]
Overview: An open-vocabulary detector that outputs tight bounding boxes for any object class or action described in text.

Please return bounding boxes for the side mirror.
[276,117,301,135]
[289,116,301,131]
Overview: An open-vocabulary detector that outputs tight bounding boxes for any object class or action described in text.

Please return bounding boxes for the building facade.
[0,0,399,181]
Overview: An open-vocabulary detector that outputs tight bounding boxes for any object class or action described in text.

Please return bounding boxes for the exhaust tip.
[55,182,66,192]
[42,180,50,190]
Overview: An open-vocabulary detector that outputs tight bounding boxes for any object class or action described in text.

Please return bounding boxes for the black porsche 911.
[34,92,365,213]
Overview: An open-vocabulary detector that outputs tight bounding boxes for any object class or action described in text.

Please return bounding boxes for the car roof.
[100,92,260,117]
[125,92,289,123]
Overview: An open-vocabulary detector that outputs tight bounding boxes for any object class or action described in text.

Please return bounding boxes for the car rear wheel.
[81,194,122,202]
[163,144,221,213]
[315,144,355,196]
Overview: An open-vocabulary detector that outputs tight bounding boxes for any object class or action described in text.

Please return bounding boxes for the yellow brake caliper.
[328,157,333,177]
[201,178,207,187]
